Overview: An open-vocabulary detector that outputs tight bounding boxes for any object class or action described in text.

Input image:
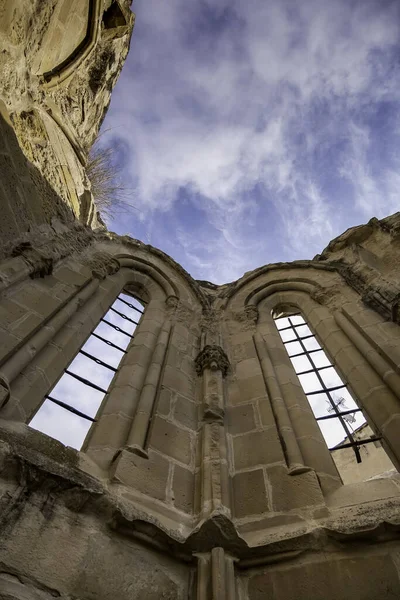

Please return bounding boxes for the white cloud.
[105,0,400,281]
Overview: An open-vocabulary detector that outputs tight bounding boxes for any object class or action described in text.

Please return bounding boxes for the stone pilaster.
[195,345,231,519]
[196,548,237,600]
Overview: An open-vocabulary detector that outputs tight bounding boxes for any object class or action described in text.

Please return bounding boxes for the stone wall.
[0,0,135,239]
[1,1,400,597]
[0,217,400,598]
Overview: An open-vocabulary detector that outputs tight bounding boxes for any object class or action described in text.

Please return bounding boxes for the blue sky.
[101,0,400,284]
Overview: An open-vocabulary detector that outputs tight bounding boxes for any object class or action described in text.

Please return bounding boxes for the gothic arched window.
[274,311,384,468]
[29,290,145,450]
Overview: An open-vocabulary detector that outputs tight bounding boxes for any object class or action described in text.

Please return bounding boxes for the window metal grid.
[275,313,381,463]
[31,290,145,437]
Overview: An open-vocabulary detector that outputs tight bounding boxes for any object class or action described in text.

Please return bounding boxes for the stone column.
[253,331,308,474]
[84,300,166,469]
[126,321,172,456]
[195,548,237,600]
[195,345,231,519]
[257,312,341,494]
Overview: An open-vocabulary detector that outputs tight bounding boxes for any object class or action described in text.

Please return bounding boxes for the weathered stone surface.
[2,3,400,598]
[113,448,170,502]
[246,553,400,600]
[195,344,230,377]
[149,416,193,466]
[266,465,324,511]
[172,463,195,514]
[233,429,284,470]
[232,469,269,517]
[0,0,135,230]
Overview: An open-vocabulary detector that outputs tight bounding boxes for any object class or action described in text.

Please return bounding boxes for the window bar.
[330,437,382,452]
[91,332,127,353]
[64,369,109,394]
[316,408,362,421]
[46,395,97,422]
[286,315,362,463]
[116,296,144,314]
[35,292,145,437]
[296,365,333,377]
[306,384,349,395]
[287,348,323,359]
[121,291,147,305]
[109,306,139,325]
[101,318,135,338]
[78,349,118,372]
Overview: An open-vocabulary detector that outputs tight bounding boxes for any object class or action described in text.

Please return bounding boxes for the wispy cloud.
[104,0,400,282]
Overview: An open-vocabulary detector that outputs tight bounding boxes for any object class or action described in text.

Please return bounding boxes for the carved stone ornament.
[195,345,230,377]
[244,304,259,323]
[84,252,120,279]
[311,284,340,306]
[12,242,53,279]
[165,295,179,309]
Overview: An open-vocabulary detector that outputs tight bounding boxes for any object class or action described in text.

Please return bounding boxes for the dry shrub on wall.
[87,134,136,223]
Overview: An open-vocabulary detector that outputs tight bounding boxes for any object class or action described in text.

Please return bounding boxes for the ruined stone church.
[1,1,400,598]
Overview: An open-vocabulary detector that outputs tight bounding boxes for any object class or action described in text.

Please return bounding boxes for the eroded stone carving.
[231,305,259,330]
[311,284,341,306]
[83,251,120,279]
[11,241,53,278]
[195,345,230,377]
[165,295,179,309]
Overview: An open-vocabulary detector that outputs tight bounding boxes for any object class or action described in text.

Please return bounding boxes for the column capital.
[195,345,230,377]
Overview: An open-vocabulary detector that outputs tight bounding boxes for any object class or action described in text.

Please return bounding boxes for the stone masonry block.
[85,412,131,450]
[233,429,284,470]
[382,414,400,462]
[237,374,267,403]
[236,358,262,380]
[52,265,91,287]
[258,398,276,428]
[266,464,324,511]
[113,448,170,502]
[123,343,154,368]
[149,416,193,466]
[157,387,172,416]
[0,326,21,364]
[173,395,198,430]
[163,365,195,398]
[228,404,256,435]
[233,469,269,518]
[172,463,194,514]
[247,553,400,600]
[0,298,42,337]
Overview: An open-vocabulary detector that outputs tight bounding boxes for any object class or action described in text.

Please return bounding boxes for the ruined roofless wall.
[1,214,400,599]
[0,0,135,243]
[2,1,400,599]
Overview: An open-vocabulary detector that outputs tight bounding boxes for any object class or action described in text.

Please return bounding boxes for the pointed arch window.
[274,311,382,465]
[29,290,146,450]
